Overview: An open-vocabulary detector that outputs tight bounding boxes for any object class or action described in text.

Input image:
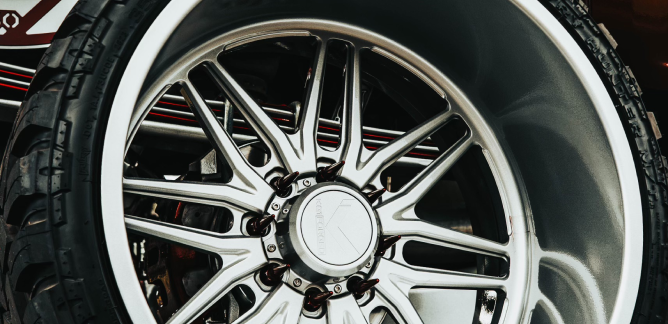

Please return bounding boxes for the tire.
[0,1,168,323]
[0,0,664,324]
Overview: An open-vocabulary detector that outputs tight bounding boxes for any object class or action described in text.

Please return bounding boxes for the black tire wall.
[0,1,167,322]
[0,0,665,323]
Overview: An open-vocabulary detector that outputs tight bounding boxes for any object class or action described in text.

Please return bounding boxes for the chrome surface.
[137,119,440,154]
[300,190,372,265]
[0,98,20,123]
[0,61,36,75]
[0,62,33,121]
[285,183,378,278]
[106,18,527,323]
[0,99,20,108]
[0,61,34,120]
[98,1,643,324]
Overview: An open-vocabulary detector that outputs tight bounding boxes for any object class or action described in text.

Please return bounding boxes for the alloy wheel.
[98,1,642,323]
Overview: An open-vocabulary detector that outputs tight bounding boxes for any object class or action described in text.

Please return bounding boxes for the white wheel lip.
[101,1,201,323]
[512,1,643,323]
[98,1,642,324]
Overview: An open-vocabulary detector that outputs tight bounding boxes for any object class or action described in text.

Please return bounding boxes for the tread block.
[7,233,54,290]
[92,18,110,40]
[54,121,69,148]
[51,196,66,226]
[14,93,58,132]
[37,38,74,73]
[22,286,65,324]
[63,279,94,323]
[65,75,82,99]
[5,276,27,324]
[4,150,49,214]
[649,112,662,140]
[56,249,73,277]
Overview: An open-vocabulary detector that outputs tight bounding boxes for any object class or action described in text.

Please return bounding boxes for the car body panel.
[0,0,77,48]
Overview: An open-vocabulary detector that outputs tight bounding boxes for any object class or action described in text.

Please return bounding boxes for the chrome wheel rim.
[99,1,642,323]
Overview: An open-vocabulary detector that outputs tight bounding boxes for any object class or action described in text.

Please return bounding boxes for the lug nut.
[316,161,345,182]
[365,188,386,204]
[347,277,379,299]
[246,215,275,236]
[303,289,333,312]
[260,264,290,286]
[375,235,401,257]
[272,171,299,197]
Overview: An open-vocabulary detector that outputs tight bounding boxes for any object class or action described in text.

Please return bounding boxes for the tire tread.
[0,0,127,323]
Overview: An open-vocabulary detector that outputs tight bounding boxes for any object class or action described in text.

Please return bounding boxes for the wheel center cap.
[281,182,379,279]
[300,190,373,265]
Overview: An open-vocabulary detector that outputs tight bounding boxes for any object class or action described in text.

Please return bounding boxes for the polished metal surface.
[0,62,34,122]
[283,183,378,278]
[0,98,20,123]
[98,0,644,323]
[0,61,36,75]
[300,191,372,265]
[137,115,440,154]
[106,17,527,323]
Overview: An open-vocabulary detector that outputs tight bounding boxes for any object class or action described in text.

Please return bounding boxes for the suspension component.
[246,215,275,236]
[259,264,290,286]
[375,235,401,256]
[272,171,300,197]
[315,161,345,182]
[347,277,379,299]
[303,289,333,312]
[365,188,386,204]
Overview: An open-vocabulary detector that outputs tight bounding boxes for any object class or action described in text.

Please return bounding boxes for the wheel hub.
[281,182,379,280]
[301,190,372,264]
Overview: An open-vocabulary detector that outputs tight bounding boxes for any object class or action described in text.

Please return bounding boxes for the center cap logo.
[301,190,373,265]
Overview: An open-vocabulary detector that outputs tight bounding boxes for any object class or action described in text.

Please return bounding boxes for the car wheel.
[0,0,665,323]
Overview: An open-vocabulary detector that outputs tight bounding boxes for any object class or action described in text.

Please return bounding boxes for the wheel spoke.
[207,60,313,173]
[292,38,328,170]
[238,284,303,324]
[327,296,368,324]
[123,177,271,213]
[380,216,508,256]
[365,282,422,324]
[376,135,473,211]
[125,216,267,324]
[228,276,272,323]
[337,46,364,167]
[372,135,508,255]
[167,266,263,324]
[367,259,506,324]
[125,215,258,253]
[180,79,271,192]
[344,109,455,188]
[127,216,266,323]
[375,258,506,292]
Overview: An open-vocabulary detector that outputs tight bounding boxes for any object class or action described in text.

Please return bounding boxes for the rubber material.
[0,0,167,323]
[0,0,665,323]
[539,0,668,323]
